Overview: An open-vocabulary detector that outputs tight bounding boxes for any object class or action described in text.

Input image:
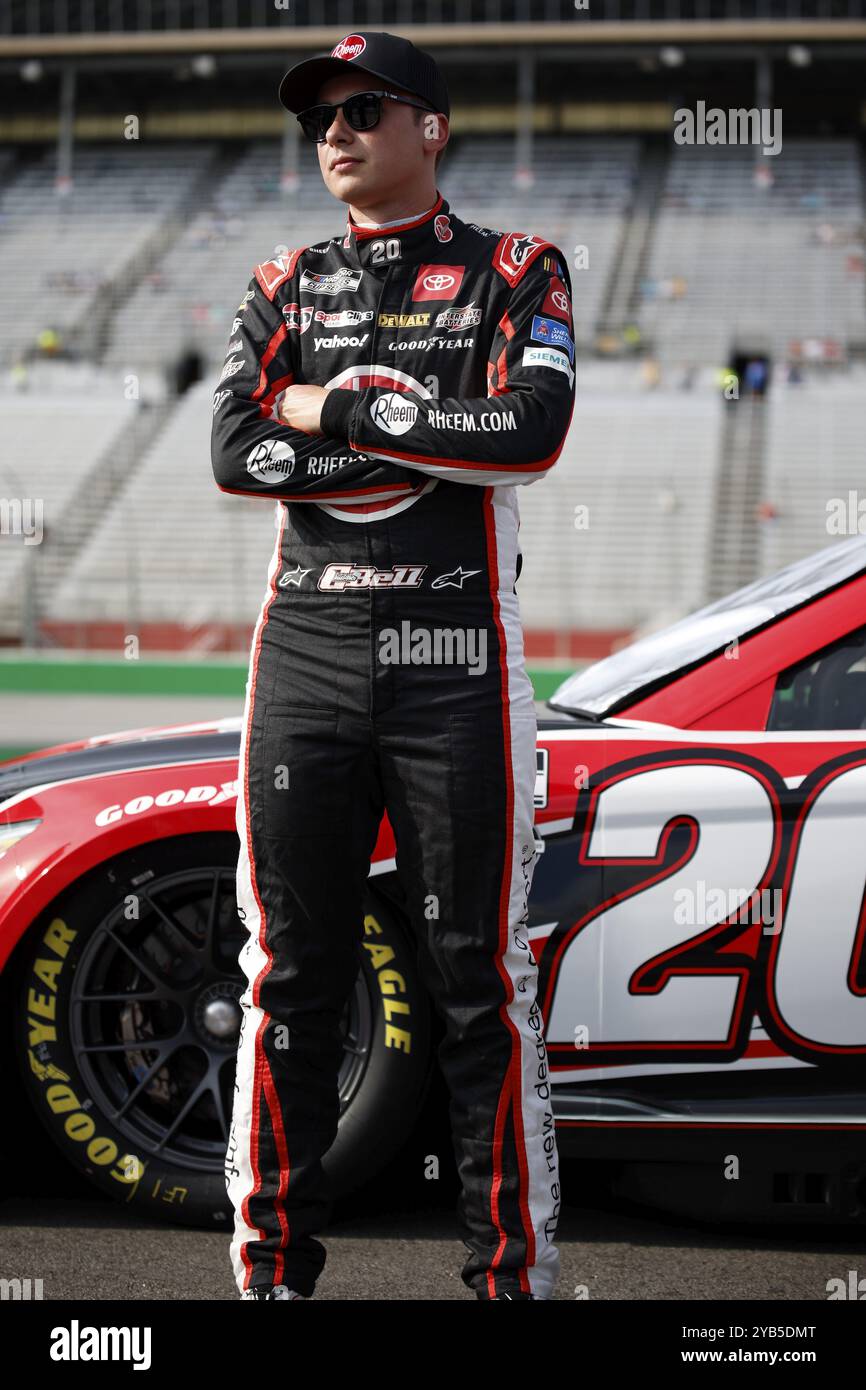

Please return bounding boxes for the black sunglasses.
[296,89,436,145]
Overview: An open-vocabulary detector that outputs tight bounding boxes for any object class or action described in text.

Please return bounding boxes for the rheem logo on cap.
[331,34,367,60]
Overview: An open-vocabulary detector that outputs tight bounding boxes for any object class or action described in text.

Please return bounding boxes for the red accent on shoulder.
[254,248,306,301]
[492,233,556,288]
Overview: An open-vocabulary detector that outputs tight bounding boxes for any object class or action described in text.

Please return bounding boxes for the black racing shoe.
[241,1285,308,1300]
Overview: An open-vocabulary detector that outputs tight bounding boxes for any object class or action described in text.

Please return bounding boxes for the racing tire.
[9,832,432,1228]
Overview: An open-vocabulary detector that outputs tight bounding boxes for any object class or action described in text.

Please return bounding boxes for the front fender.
[0,758,241,972]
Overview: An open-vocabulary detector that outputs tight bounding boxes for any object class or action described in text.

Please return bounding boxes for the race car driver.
[211,29,576,1302]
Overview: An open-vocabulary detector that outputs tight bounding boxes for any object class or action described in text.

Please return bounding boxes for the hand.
[278,384,330,434]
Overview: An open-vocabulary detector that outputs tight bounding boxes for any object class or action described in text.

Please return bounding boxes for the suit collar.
[340,190,460,269]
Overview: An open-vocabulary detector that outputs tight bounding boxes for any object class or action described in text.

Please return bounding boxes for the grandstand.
[0,143,220,364]
[761,368,866,573]
[519,369,724,640]
[638,139,866,363]
[47,377,275,643]
[98,135,640,370]
[103,141,335,372]
[1,4,865,657]
[0,389,140,640]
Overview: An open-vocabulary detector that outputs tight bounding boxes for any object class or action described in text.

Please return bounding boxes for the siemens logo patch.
[521,346,575,386]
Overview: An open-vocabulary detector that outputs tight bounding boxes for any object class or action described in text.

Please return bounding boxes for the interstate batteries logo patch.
[435,302,482,331]
[247,439,295,484]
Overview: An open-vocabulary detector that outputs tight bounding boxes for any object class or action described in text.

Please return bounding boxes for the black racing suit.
[212,189,575,1300]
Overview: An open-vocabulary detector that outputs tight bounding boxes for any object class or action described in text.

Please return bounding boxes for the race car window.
[767,625,866,731]
[550,534,866,718]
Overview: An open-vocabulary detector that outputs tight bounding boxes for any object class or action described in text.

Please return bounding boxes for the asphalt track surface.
[0,692,556,759]
[2,1170,864,1301]
[0,693,242,753]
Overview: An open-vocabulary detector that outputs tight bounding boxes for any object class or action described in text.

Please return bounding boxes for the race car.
[2,533,865,1230]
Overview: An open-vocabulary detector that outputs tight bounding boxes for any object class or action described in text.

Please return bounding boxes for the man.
[212,30,576,1302]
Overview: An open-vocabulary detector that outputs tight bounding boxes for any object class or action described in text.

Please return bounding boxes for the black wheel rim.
[69,863,372,1172]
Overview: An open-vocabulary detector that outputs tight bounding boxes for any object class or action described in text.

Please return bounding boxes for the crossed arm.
[211,246,575,502]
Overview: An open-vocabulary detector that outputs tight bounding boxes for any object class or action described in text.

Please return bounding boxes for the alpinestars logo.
[246,440,295,484]
[279,565,312,588]
[431,566,481,589]
[331,33,366,60]
[494,232,547,286]
[370,391,418,435]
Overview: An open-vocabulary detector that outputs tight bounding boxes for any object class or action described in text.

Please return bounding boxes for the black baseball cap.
[278,30,450,120]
